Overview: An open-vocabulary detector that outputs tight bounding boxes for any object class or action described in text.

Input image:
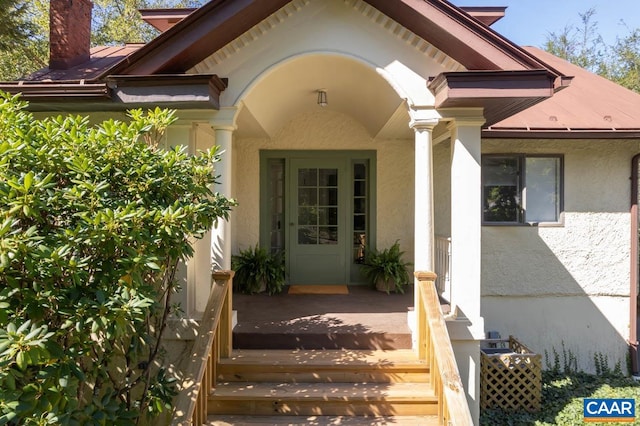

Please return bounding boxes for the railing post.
[415,272,437,361]
[213,270,234,359]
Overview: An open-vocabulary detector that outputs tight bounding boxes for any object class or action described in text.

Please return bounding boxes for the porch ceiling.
[236,55,411,139]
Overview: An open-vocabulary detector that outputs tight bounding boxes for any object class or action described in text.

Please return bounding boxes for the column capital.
[408,106,440,131]
[210,106,241,131]
[440,108,486,129]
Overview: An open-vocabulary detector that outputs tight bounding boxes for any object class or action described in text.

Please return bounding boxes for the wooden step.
[208,382,438,416]
[207,414,440,425]
[217,349,429,383]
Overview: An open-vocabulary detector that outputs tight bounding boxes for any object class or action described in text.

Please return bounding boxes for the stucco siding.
[481,138,640,372]
[483,296,629,372]
[233,110,415,264]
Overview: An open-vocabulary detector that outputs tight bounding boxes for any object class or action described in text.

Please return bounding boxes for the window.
[482,155,562,224]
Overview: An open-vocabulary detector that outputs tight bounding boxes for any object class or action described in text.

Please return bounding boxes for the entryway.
[261,150,376,286]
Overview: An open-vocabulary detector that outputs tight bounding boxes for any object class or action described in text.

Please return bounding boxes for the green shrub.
[361,241,412,294]
[0,93,234,424]
[232,245,286,295]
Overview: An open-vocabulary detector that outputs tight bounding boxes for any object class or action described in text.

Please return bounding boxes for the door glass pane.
[298,226,317,244]
[268,159,285,253]
[482,157,520,222]
[298,168,317,186]
[352,161,368,263]
[319,169,338,186]
[319,227,338,244]
[297,167,338,245]
[319,188,338,205]
[525,157,560,222]
[298,188,317,206]
[298,207,318,225]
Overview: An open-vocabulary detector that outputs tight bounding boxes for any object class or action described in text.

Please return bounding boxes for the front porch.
[170,272,472,425]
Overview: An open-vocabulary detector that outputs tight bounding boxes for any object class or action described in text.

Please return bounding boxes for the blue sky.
[450,0,640,47]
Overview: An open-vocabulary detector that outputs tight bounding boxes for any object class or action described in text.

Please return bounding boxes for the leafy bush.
[232,245,285,295]
[361,241,412,294]
[0,93,234,424]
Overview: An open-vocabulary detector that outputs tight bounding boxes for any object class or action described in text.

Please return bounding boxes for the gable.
[111,0,560,79]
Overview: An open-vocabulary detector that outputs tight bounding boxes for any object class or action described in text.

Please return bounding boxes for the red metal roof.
[24,44,143,82]
[486,46,640,137]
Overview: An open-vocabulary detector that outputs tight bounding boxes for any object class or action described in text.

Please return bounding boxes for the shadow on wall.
[481,220,630,374]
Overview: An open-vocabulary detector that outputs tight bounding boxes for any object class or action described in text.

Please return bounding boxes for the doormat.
[288,285,349,295]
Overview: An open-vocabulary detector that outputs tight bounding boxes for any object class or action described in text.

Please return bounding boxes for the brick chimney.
[49,0,93,70]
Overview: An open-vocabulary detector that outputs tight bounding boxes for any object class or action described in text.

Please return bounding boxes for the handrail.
[172,270,234,425]
[415,271,473,426]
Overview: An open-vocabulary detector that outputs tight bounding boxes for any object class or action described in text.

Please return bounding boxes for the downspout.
[630,154,640,375]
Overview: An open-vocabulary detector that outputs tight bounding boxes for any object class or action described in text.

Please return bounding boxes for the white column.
[449,119,483,321]
[210,107,239,271]
[411,119,438,273]
[448,116,485,424]
[211,125,234,270]
[409,117,438,353]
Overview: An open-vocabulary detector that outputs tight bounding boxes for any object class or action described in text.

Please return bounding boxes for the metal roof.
[486,46,640,138]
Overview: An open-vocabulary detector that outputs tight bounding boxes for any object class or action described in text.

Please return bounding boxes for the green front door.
[288,158,349,284]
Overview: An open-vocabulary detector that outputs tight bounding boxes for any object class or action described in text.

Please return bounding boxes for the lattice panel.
[481,336,542,412]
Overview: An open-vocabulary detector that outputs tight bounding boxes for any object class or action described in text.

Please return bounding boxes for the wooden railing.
[172,270,234,425]
[415,271,473,426]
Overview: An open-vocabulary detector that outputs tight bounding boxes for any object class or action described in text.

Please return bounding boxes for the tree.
[606,28,640,93]
[544,8,607,74]
[544,8,640,93]
[0,0,206,80]
[0,93,235,424]
[0,0,36,50]
[92,0,205,46]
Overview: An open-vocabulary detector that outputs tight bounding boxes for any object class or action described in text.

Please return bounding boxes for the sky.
[450,0,640,48]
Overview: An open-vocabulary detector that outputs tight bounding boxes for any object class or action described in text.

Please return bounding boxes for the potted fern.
[361,241,412,294]
[231,245,286,295]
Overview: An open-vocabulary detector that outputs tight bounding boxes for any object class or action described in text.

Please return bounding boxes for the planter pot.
[375,278,395,293]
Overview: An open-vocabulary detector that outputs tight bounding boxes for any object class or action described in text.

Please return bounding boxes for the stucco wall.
[232,109,415,266]
[480,138,640,372]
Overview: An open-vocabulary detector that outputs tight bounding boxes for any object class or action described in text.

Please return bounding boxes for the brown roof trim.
[0,82,109,101]
[428,69,559,126]
[106,74,227,109]
[109,0,291,76]
[482,129,640,139]
[363,0,563,78]
[459,6,506,27]
[139,8,196,32]
[106,73,227,90]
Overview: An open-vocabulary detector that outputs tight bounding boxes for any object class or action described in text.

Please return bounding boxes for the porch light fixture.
[317,89,328,107]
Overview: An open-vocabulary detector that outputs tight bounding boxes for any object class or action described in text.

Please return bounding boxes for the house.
[3,0,640,423]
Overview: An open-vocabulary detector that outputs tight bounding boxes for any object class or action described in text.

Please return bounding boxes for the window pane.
[318,207,338,226]
[482,157,520,222]
[298,188,317,206]
[298,168,317,186]
[298,226,318,244]
[319,188,338,206]
[319,227,338,244]
[525,157,560,222]
[319,168,338,186]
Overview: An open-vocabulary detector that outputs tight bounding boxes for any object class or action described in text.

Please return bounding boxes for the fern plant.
[231,245,286,295]
[361,241,412,294]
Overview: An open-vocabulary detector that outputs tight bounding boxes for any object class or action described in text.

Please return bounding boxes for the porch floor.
[232,285,416,350]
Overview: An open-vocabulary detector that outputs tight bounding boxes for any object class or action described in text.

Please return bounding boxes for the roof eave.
[0,82,110,102]
[482,128,640,139]
[428,69,559,126]
[109,0,291,76]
